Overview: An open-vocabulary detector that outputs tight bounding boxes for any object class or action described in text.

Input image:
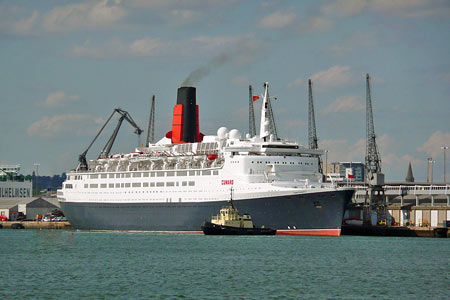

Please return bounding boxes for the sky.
[0,0,449,182]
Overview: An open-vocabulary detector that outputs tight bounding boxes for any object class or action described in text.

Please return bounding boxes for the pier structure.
[341,181,450,228]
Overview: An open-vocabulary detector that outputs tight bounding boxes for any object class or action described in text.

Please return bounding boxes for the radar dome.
[229,129,242,140]
[217,127,229,139]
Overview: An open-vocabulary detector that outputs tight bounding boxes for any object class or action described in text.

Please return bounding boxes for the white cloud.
[42,1,126,32]
[322,95,364,115]
[258,11,297,29]
[67,34,260,60]
[309,66,353,90]
[13,10,40,35]
[321,0,366,17]
[129,37,172,56]
[27,114,103,138]
[327,31,379,56]
[41,91,79,108]
[417,131,450,157]
[287,78,304,88]
[368,0,450,18]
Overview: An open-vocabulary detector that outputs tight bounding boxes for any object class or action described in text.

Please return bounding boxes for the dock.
[0,221,72,230]
[342,225,449,238]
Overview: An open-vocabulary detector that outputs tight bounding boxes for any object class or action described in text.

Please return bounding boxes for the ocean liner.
[58,82,354,236]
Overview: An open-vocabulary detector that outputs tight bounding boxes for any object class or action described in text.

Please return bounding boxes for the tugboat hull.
[202,221,276,235]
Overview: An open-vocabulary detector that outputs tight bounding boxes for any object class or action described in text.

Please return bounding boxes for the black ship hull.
[201,221,276,235]
[60,189,354,236]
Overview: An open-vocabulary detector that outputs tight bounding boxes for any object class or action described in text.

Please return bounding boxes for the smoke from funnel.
[181,53,229,86]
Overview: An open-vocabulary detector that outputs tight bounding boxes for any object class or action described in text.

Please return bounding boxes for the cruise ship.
[58,83,354,236]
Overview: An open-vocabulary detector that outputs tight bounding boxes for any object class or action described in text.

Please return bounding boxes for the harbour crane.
[146,95,156,145]
[308,79,323,174]
[364,74,386,225]
[77,108,143,171]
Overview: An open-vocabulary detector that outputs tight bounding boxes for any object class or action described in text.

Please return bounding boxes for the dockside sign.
[0,187,31,198]
[0,182,32,198]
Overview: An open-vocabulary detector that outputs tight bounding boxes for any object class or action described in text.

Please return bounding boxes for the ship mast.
[259,82,270,141]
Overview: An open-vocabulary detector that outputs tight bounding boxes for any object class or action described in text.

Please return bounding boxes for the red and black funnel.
[166,86,204,144]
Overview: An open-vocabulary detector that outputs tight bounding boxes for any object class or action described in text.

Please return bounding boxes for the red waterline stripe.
[276,229,341,237]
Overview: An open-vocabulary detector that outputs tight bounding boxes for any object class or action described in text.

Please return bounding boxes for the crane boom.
[146,95,155,146]
[78,108,143,171]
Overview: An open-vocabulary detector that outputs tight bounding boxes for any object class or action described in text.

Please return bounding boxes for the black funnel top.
[177,86,197,142]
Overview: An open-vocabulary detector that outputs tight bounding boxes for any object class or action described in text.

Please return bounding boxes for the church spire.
[405,162,414,182]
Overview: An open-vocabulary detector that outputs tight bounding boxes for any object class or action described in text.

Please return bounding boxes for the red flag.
[252,96,259,101]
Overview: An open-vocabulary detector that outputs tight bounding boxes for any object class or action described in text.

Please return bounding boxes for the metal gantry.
[78,108,143,171]
[248,85,256,137]
[365,74,382,179]
[307,79,323,174]
[146,95,156,146]
[308,79,318,150]
[363,73,386,225]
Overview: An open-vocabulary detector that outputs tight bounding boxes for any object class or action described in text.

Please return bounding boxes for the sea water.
[0,230,448,299]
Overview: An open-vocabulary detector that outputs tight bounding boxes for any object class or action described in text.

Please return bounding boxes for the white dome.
[229,129,242,140]
[217,127,229,139]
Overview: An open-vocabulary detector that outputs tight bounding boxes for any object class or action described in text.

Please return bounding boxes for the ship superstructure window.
[109,174,114,178]
[84,184,88,188]
[188,181,195,186]
[109,184,114,188]
[182,181,187,186]
[133,173,141,178]
[100,184,107,188]
[177,171,187,176]
[167,171,175,177]
[150,182,155,187]
[143,182,149,187]
[125,183,131,187]
[91,174,98,179]
[65,184,73,189]
[115,183,120,188]
[143,172,149,177]
[157,172,164,177]
[101,174,107,179]
[189,171,195,176]
[125,173,131,178]
[167,182,175,187]
[213,171,219,175]
[150,172,155,177]
[156,182,164,187]
[202,170,211,176]
[90,184,98,188]
[132,183,141,187]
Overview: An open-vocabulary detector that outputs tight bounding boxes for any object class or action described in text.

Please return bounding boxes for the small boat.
[202,188,276,235]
